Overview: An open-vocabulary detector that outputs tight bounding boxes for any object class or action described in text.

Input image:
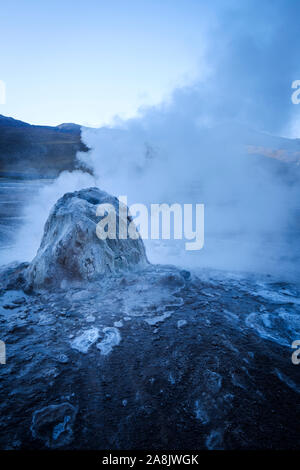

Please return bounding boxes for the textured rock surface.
[24,187,148,289]
[1,187,300,450]
[0,266,300,449]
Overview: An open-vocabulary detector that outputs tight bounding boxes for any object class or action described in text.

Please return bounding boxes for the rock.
[24,187,148,289]
[0,262,29,291]
[180,269,191,280]
[12,297,26,305]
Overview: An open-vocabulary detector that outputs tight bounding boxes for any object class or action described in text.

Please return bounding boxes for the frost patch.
[31,402,77,448]
[206,430,223,450]
[256,288,300,305]
[245,311,300,347]
[97,327,121,356]
[177,319,187,328]
[86,314,95,323]
[70,327,99,353]
[194,400,210,424]
[168,372,176,385]
[274,369,300,394]
[145,312,172,326]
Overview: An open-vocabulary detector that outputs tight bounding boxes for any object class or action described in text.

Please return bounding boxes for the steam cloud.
[5,0,300,278]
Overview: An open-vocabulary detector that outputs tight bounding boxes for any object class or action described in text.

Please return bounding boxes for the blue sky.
[0,0,209,126]
[0,0,300,133]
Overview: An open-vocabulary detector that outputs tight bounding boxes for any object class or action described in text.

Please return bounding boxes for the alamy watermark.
[291,340,300,365]
[0,340,6,364]
[291,80,300,104]
[0,80,6,104]
[95,196,204,251]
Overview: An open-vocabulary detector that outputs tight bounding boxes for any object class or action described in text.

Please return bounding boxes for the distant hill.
[0,115,90,178]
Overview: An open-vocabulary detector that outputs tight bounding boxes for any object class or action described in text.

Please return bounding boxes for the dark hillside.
[0,115,89,178]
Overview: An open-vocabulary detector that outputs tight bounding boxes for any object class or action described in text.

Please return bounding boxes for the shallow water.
[0,178,52,253]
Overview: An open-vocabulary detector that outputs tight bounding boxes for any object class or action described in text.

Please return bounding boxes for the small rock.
[86,315,95,323]
[180,270,191,280]
[12,297,26,305]
[56,354,69,364]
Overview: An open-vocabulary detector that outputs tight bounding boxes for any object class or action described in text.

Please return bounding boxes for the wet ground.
[0,264,299,449]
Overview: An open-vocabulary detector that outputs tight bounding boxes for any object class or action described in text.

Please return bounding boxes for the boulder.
[25,187,148,289]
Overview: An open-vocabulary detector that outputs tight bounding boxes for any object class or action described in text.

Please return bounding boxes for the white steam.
[4,87,300,277]
[76,110,299,276]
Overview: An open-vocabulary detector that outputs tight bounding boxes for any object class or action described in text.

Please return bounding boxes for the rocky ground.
[0,263,300,449]
[0,186,299,450]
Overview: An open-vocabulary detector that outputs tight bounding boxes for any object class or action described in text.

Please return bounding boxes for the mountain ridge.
[0,114,90,178]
